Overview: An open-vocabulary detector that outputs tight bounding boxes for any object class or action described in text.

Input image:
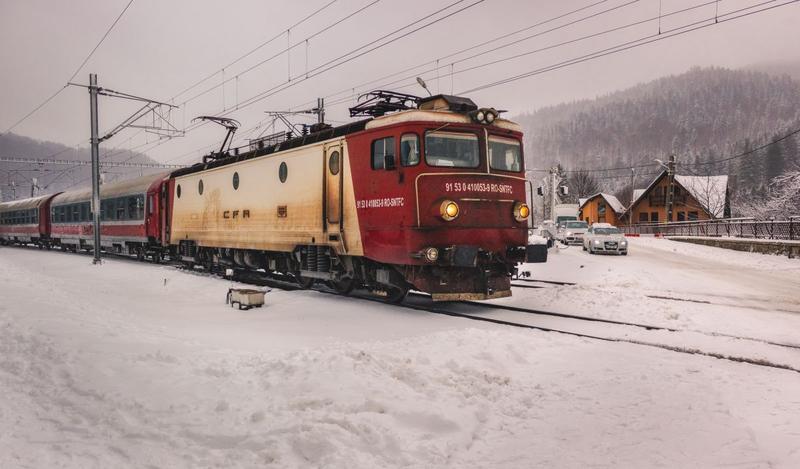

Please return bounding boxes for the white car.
[583,223,628,255]
[557,220,589,245]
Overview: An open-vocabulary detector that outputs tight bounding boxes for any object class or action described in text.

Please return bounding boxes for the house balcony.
[648,194,687,206]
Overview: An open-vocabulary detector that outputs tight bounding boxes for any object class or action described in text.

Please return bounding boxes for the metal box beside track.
[226,288,266,310]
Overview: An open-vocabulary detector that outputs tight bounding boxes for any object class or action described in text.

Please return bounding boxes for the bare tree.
[566,170,600,203]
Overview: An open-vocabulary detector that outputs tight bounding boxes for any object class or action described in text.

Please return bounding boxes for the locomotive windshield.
[424,131,480,168]
[488,136,521,172]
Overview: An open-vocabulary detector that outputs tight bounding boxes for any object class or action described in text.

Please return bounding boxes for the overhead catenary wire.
[2,0,136,135]
[321,0,760,109]
[459,0,798,94]
[164,0,794,166]
[158,0,488,163]
[170,0,341,102]
[178,0,382,106]
[4,0,350,189]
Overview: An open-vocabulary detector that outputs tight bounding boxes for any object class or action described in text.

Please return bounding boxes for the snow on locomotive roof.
[51,171,170,205]
[365,109,522,132]
[0,193,54,212]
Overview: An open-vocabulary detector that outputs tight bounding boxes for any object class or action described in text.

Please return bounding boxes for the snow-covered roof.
[579,192,626,214]
[578,197,588,207]
[675,174,728,218]
[632,189,645,201]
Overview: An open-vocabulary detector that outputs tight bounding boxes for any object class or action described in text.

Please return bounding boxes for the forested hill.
[514,66,800,203]
[0,133,165,201]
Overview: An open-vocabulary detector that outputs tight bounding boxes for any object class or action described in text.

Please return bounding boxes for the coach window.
[81,203,88,222]
[177,184,182,198]
[279,162,288,183]
[148,195,155,215]
[488,136,521,172]
[127,197,137,220]
[233,172,240,190]
[117,199,127,220]
[371,136,395,169]
[400,134,419,166]
[425,131,479,168]
[198,179,204,195]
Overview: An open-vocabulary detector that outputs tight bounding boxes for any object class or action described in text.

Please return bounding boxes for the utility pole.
[89,74,102,264]
[71,74,181,265]
[549,166,558,222]
[665,154,676,223]
[629,167,635,225]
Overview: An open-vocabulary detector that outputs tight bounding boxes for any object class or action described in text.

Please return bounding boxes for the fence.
[623,216,800,240]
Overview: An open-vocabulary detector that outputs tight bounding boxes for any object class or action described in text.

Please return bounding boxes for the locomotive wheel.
[296,275,315,289]
[385,286,409,304]
[331,276,356,295]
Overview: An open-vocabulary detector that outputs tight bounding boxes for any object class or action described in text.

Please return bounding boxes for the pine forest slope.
[515,66,800,210]
[0,133,166,201]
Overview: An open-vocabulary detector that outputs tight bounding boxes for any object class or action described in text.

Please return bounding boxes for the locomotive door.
[324,141,344,242]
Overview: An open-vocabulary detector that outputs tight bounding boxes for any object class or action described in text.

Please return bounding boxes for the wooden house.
[625,171,729,224]
[579,193,626,226]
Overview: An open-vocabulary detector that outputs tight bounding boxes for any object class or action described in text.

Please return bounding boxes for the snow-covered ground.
[1,240,799,468]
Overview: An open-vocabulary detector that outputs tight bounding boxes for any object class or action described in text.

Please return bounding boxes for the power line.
[3,0,136,135]
[179,0,383,106]
[170,0,341,102]
[0,156,185,169]
[459,0,798,94]
[158,0,488,164]
[321,0,744,108]
[278,0,619,110]
[317,0,723,111]
[683,126,800,166]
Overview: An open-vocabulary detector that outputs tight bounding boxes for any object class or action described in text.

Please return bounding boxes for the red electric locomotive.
[167,92,546,300]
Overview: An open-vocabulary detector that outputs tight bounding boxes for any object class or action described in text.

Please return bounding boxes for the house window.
[650,212,659,222]
[688,211,699,221]
[677,211,685,222]
[371,136,395,169]
[639,212,648,222]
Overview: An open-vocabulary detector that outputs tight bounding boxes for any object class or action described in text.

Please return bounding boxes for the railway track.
[398,293,800,374]
[6,244,800,375]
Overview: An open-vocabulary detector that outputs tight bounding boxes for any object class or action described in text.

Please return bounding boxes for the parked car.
[557,220,589,245]
[583,223,628,255]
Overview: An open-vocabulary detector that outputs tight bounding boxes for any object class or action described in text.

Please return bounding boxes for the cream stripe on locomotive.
[169,137,364,255]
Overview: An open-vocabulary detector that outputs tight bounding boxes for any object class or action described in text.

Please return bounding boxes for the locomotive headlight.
[424,247,439,262]
[476,110,485,122]
[486,111,496,123]
[513,202,530,222]
[440,200,460,221]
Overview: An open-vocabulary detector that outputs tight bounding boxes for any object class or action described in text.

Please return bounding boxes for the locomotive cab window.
[400,134,419,166]
[488,136,522,172]
[371,136,395,170]
[425,131,479,168]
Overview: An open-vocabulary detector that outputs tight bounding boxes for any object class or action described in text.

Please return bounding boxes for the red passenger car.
[0,193,59,245]
[49,172,170,258]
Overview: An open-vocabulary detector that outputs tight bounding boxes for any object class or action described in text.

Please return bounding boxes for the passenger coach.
[49,172,170,259]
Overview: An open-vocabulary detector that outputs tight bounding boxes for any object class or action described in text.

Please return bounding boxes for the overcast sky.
[1,0,798,165]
